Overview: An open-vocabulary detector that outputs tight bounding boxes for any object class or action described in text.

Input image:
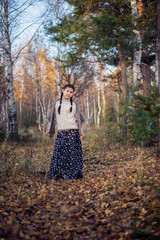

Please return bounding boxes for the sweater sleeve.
[75,102,85,136]
[80,111,85,124]
[45,102,55,133]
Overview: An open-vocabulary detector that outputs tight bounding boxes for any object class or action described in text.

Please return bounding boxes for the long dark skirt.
[48,129,83,180]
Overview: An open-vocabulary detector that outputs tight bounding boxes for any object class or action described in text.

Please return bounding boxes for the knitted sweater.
[46,98,85,137]
[55,98,78,130]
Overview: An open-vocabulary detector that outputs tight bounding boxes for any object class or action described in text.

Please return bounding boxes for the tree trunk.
[118,44,127,136]
[56,0,61,96]
[101,83,106,123]
[90,91,94,126]
[86,90,90,125]
[41,74,47,136]
[158,0,160,145]
[118,45,127,100]
[131,0,142,84]
[0,1,9,138]
[4,0,18,140]
[57,44,61,96]
[36,77,42,131]
[141,63,151,96]
[93,93,97,126]
[19,70,24,135]
[155,41,158,85]
[97,83,101,127]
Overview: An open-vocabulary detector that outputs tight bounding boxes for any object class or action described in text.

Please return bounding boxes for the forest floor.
[0,133,160,240]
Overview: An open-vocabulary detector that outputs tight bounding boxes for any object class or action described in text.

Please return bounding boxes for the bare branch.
[11,14,46,44]
[13,8,52,63]
[9,0,38,25]
[9,0,36,15]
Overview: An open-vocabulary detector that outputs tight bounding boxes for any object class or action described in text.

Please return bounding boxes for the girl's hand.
[80,134,85,139]
[45,132,50,136]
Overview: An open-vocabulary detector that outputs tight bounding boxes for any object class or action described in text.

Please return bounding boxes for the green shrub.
[127,85,160,145]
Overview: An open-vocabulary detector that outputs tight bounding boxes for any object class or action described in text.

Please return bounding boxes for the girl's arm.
[45,122,51,136]
[45,101,56,137]
[76,102,85,139]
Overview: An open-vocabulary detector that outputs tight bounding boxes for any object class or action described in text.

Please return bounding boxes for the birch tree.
[158,0,160,144]
[131,0,142,84]
[97,82,101,127]
[32,47,58,135]
[3,0,18,140]
[0,0,9,138]
[0,0,52,139]
[45,0,70,95]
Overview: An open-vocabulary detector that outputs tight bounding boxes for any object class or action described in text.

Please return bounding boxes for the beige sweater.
[46,98,85,137]
[55,98,78,130]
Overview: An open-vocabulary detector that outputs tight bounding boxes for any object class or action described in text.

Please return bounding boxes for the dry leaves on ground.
[0,140,160,240]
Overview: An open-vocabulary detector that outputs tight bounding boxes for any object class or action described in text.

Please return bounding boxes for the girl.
[45,84,85,180]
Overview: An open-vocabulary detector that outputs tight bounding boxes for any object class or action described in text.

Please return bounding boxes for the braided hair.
[58,84,75,115]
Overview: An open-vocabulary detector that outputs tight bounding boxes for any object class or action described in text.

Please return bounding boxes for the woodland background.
[0,0,160,239]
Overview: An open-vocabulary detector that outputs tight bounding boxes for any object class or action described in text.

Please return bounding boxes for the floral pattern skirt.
[48,129,83,180]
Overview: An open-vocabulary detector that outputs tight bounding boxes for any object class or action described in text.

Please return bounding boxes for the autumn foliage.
[0,132,160,240]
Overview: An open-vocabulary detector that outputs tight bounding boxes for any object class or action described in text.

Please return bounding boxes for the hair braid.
[70,97,73,113]
[58,93,63,114]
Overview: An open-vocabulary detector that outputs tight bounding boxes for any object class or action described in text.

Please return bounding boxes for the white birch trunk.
[157,0,160,144]
[86,90,90,125]
[131,0,142,84]
[41,74,47,135]
[90,93,94,126]
[4,0,18,140]
[56,0,61,96]
[36,77,42,131]
[97,83,101,127]
[36,73,47,134]
[93,94,97,126]
[57,43,61,96]
[101,83,106,123]
[0,1,9,138]
[155,41,159,85]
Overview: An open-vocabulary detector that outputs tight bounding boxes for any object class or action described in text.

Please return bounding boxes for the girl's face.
[62,87,74,99]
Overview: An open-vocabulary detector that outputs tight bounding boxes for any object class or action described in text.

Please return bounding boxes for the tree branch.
[13,9,52,63]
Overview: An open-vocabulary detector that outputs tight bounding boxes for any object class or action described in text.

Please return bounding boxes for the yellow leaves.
[6,215,14,225]
[1,140,7,151]
[101,202,109,209]
[137,190,143,196]
[139,207,148,220]
[37,184,47,200]
[46,203,51,210]
[122,203,128,208]
[151,199,157,206]
[61,206,69,212]
[104,209,112,216]
[100,180,108,187]
[75,201,79,206]
[1,141,160,240]
[37,192,46,200]
[0,196,5,202]
[99,193,106,199]
[119,237,124,240]
[110,189,117,195]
